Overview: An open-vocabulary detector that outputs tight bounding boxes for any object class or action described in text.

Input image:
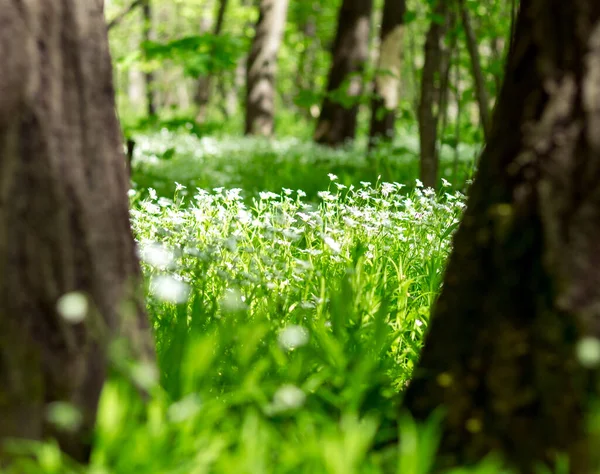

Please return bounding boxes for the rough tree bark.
[368,0,406,148]
[245,0,290,136]
[458,0,491,139]
[418,1,450,188]
[403,0,600,472]
[314,0,373,147]
[0,0,154,464]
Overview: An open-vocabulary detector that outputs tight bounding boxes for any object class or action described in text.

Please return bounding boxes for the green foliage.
[1,0,532,471]
[141,33,245,77]
[129,131,478,202]
[2,178,475,474]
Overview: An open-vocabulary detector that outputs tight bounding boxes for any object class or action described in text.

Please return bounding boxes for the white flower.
[328,173,338,181]
[273,385,305,410]
[381,182,395,196]
[139,242,175,269]
[318,191,336,201]
[259,191,279,200]
[278,325,309,350]
[343,216,357,227]
[577,337,600,368]
[151,275,190,304]
[323,235,341,254]
[220,288,247,313]
[56,292,88,324]
[148,188,158,200]
[415,179,424,188]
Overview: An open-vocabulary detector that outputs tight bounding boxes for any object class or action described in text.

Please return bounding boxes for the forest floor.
[10,132,503,474]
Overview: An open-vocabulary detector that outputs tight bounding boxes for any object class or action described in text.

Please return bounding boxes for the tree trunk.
[194,0,229,124]
[403,1,600,472]
[0,0,154,464]
[489,36,505,98]
[436,11,457,162]
[142,0,157,118]
[458,0,491,139]
[368,0,406,148]
[244,0,290,137]
[314,0,373,147]
[418,1,450,188]
[295,12,320,118]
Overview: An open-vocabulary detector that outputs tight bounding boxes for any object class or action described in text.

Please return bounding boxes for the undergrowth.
[129,130,479,201]
[4,179,478,474]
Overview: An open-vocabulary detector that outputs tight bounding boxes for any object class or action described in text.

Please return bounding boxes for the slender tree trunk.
[458,0,491,139]
[142,0,157,118]
[295,13,320,118]
[407,23,420,118]
[296,15,318,91]
[219,0,255,122]
[194,0,229,124]
[489,36,505,97]
[452,44,463,185]
[403,1,600,472]
[418,1,450,188]
[245,0,290,137]
[368,0,407,148]
[0,0,154,464]
[222,56,246,119]
[314,0,373,147]
[435,11,457,167]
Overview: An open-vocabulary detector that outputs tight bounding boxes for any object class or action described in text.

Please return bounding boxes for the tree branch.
[107,0,143,31]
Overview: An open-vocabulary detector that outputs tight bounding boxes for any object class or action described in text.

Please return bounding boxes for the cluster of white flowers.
[131,179,465,325]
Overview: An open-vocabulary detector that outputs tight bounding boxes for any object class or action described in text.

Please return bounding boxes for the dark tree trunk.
[143,0,157,118]
[403,1,600,472]
[418,1,450,188]
[458,0,491,139]
[314,0,373,147]
[245,0,290,136]
[368,0,406,148]
[194,0,229,124]
[0,0,154,464]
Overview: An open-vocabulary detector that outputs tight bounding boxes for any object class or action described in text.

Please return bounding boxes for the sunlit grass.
[133,177,464,392]
[3,174,473,473]
[91,178,464,473]
[130,130,479,201]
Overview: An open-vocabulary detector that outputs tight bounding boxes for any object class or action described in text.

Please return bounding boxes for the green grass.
[8,132,550,474]
[129,129,480,202]
[3,175,477,474]
[9,130,593,472]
